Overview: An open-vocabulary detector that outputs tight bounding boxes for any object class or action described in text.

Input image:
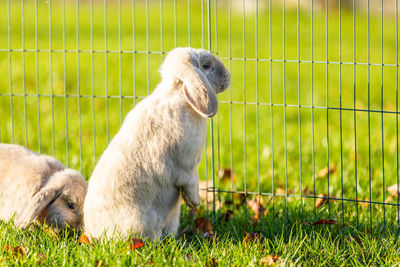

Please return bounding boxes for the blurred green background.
[1,0,400,229]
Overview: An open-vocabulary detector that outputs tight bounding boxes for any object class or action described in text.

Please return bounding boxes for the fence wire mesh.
[1,0,400,233]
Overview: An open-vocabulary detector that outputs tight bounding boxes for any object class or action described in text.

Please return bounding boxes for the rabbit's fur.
[0,144,88,230]
[84,47,230,240]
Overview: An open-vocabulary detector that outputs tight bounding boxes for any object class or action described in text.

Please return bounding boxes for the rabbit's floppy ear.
[15,177,65,228]
[181,67,218,118]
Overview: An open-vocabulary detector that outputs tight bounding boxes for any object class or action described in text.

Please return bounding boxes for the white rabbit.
[84,47,230,240]
[0,144,88,230]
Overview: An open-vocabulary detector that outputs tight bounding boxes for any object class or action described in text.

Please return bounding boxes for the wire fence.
[1,0,400,233]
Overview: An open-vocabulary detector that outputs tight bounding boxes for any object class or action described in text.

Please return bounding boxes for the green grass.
[2,209,400,266]
[1,205,400,266]
[1,0,400,265]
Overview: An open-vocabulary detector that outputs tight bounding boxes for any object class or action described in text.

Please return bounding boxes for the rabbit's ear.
[181,67,218,118]
[15,183,64,228]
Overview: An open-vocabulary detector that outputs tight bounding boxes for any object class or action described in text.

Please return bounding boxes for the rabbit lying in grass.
[0,144,87,230]
[84,47,230,240]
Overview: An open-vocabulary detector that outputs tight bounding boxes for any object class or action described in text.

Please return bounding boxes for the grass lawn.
[1,0,400,265]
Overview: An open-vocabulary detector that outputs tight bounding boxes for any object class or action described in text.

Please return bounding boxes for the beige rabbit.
[0,144,87,230]
[84,47,230,240]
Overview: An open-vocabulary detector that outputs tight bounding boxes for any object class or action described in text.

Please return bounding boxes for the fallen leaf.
[129,238,145,250]
[304,219,337,225]
[244,231,261,243]
[224,200,233,206]
[78,234,90,245]
[95,260,104,267]
[275,187,295,196]
[44,227,59,240]
[248,198,265,219]
[318,165,336,178]
[222,209,234,221]
[194,218,214,236]
[275,188,286,195]
[387,184,400,196]
[13,246,28,256]
[385,194,395,203]
[233,193,247,204]
[357,198,370,207]
[259,255,281,265]
[302,186,313,195]
[249,216,260,225]
[218,168,236,183]
[37,253,47,263]
[206,257,218,267]
[315,194,334,208]
[5,246,28,257]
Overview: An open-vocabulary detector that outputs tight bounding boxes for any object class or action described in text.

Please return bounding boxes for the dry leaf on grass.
[44,227,59,240]
[275,188,286,195]
[304,219,337,225]
[385,194,396,203]
[244,231,261,243]
[385,184,400,203]
[249,216,260,225]
[315,194,334,208]
[218,168,236,184]
[37,253,47,260]
[275,187,295,197]
[129,238,145,250]
[318,165,336,178]
[302,186,313,195]
[248,198,265,219]
[233,193,247,204]
[194,218,214,236]
[5,245,28,258]
[78,234,90,245]
[357,198,370,207]
[387,184,400,196]
[259,255,281,266]
[36,253,47,264]
[224,200,233,206]
[206,257,218,267]
[95,260,105,267]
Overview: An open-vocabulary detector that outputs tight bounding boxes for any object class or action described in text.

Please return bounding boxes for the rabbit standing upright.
[0,144,88,230]
[84,47,230,240]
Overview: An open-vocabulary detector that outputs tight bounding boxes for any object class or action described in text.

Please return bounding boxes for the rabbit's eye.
[67,203,76,210]
[202,63,211,70]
